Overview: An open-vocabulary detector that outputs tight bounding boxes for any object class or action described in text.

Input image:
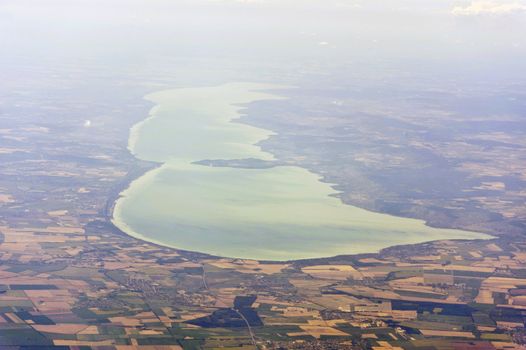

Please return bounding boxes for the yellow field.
[299,325,349,338]
[302,265,362,280]
[419,330,475,338]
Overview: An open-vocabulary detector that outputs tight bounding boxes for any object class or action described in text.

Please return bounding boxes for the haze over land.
[3,0,524,236]
[0,0,526,348]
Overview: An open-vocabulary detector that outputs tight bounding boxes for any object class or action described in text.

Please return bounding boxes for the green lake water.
[112,82,491,261]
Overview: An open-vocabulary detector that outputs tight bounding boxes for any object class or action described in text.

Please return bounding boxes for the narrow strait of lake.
[112,82,490,261]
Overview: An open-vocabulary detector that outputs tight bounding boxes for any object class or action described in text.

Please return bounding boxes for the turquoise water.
[112,83,490,261]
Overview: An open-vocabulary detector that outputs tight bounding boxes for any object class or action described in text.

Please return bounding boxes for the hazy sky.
[1,0,525,86]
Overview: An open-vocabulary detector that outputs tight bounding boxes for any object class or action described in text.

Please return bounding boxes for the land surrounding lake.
[112,82,490,261]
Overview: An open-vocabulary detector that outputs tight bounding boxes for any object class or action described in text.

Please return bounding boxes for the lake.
[112,82,490,261]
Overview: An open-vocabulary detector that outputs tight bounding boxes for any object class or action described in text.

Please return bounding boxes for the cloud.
[83,120,92,128]
[207,0,263,3]
[452,1,526,16]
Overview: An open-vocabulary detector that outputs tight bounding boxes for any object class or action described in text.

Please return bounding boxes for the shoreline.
[108,83,494,262]
[108,172,493,264]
